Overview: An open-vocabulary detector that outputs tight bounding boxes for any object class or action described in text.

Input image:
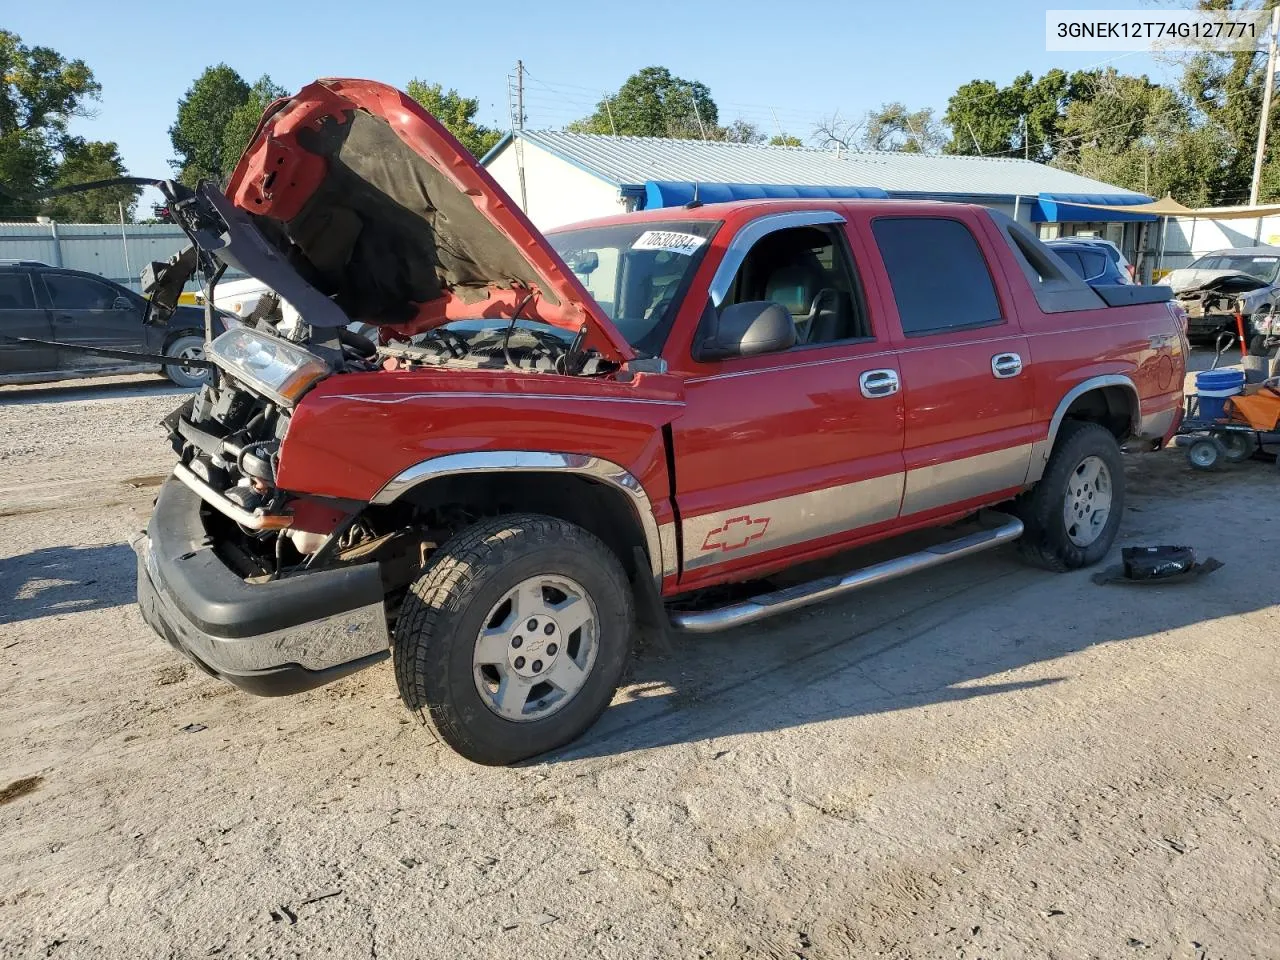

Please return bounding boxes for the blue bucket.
[1195,369,1244,421]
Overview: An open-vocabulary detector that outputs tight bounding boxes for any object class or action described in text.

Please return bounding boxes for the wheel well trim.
[369,451,673,582]
[1027,375,1139,484]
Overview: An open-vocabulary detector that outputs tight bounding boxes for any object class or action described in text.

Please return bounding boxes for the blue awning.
[641,180,889,210]
[1031,192,1157,223]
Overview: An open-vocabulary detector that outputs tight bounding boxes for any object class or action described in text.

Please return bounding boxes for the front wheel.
[393,514,634,765]
[162,335,210,388]
[1015,421,1125,571]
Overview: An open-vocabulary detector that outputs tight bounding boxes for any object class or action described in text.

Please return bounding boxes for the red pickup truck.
[134,79,1187,765]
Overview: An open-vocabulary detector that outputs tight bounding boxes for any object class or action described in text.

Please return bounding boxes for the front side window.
[872,217,1003,336]
[545,219,720,355]
[720,224,870,344]
[43,274,122,311]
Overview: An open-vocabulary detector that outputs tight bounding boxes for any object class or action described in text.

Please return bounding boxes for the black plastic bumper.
[134,477,389,696]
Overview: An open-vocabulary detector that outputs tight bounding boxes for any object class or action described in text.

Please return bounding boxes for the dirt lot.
[1,371,1278,960]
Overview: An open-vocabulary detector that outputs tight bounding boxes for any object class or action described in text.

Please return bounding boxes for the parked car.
[134,79,1187,765]
[1043,239,1133,286]
[1046,237,1135,283]
[1164,246,1280,347]
[0,262,228,387]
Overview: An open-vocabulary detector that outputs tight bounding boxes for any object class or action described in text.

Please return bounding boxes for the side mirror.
[697,301,796,360]
[567,251,599,275]
[112,296,133,311]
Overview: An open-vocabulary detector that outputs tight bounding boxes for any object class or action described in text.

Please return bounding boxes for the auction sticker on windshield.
[633,231,707,256]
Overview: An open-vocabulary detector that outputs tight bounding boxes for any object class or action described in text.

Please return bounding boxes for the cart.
[1178,335,1280,470]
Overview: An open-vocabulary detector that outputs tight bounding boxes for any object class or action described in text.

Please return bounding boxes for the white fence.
[1156,214,1280,275]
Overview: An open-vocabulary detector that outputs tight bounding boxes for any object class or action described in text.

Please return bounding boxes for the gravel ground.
[1,369,1278,960]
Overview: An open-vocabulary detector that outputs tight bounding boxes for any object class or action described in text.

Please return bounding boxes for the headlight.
[207,327,329,406]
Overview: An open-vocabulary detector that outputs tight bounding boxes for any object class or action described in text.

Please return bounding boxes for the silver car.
[1165,246,1280,347]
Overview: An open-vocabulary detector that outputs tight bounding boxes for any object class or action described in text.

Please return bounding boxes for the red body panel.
[273,198,1184,598]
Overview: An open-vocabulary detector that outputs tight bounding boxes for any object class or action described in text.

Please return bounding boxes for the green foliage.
[405,79,501,158]
[769,133,804,147]
[862,102,945,153]
[44,138,135,221]
[221,75,288,172]
[0,30,137,222]
[169,64,251,184]
[717,118,765,143]
[571,67,719,138]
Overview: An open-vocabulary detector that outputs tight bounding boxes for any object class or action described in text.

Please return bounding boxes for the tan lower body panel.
[682,472,905,572]
[901,444,1033,516]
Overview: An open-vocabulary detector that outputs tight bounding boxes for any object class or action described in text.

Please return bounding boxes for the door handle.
[859,368,900,399]
[991,352,1023,379]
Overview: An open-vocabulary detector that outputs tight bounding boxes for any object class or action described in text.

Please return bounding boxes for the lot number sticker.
[632,230,707,256]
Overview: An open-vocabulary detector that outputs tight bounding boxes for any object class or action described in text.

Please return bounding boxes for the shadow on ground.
[0,543,135,626]
[548,456,1278,763]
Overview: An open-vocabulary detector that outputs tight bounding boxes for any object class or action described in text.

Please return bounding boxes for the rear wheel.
[1186,436,1225,471]
[1015,421,1125,571]
[393,513,634,765]
[1217,431,1254,463]
[162,335,209,388]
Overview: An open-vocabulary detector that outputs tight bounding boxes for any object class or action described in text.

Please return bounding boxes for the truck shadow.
[0,543,135,627]
[551,459,1279,763]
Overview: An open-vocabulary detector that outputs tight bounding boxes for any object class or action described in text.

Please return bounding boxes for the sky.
[6,0,1179,214]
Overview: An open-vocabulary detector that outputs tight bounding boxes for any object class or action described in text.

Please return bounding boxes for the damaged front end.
[1173,273,1276,339]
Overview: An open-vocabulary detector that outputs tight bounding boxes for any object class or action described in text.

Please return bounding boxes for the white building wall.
[486,140,626,230]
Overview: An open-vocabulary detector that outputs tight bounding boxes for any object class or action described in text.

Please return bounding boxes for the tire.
[393,513,634,765]
[1014,420,1125,571]
[162,335,210,388]
[1217,431,1254,463]
[1186,436,1225,471]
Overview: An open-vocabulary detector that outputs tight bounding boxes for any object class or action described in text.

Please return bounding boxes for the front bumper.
[134,478,389,696]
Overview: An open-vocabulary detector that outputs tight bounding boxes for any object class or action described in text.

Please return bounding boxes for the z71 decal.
[701,515,771,553]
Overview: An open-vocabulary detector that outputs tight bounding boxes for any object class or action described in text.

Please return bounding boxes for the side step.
[668,512,1024,634]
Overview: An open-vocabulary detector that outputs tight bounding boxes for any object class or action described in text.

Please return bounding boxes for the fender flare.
[369,451,676,582]
[1027,375,1140,484]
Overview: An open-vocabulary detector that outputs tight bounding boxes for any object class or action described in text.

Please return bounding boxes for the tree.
[769,133,804,147]
[943,70,1083,159]
[570,67,718,139]
[862,102,945,153]
[813,112,864,151]
[405,79,501,158]
[0,30,111,219]
[169,64,251,184]
[716,118,765,143]
[43,138,136,221]
[221,75,288,171]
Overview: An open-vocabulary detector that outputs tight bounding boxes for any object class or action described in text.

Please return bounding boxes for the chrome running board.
[669,512,1024,634]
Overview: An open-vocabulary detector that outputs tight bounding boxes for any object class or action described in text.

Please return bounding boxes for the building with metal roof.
[482,130,1158,261]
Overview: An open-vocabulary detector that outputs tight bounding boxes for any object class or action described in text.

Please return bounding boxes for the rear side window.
[871,217,1003,336]
[0,273,36,309]
[1055,249,1085,277]
[1081,250,1108,279]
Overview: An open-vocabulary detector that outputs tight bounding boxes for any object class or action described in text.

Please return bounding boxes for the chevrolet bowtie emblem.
[702,515,771,552]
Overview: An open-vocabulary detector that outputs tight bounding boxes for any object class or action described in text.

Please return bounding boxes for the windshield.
[545,219,720,355]
[1190,254,1280,283]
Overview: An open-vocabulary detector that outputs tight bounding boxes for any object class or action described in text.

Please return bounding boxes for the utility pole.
[1250,6,1280,206]
[691,96,708,141]
[510,61,528,212]
[515,59,525,129]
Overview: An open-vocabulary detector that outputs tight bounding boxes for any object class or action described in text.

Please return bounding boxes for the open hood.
[224,78,634,363]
